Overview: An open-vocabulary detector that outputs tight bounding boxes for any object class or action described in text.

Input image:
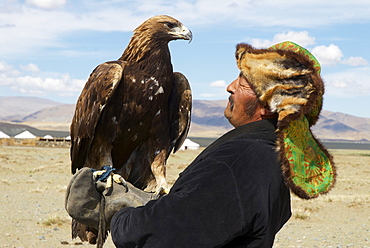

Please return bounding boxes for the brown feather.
[70,61,126,173]
[170,72,192,153]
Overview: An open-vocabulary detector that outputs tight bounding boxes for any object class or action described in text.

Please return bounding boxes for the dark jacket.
[111,119,291,247]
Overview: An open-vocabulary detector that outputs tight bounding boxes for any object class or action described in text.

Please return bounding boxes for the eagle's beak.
[170,25,193,43]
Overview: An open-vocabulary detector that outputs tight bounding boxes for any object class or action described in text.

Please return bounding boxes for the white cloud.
[0,3,142,58]
[311,44,343,66]
[20,63,40,73]
[274,31,316,47]
[311,44,369,67]
[251,31,316,48]
[250,33,369,68]
[2,0,370,59]
[252,38,369,68]
[342,57,369,66]
[210,80,227,88]
[0,62,85,97]
[0,61,20,77]
[324,67,370,97]
[25,0,66,10]
[249,39,272,49]
[0,61,13,72]
[13,74,85,96]
[196,81,230,100]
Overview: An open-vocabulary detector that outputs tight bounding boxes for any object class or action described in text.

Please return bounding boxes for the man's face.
[224,74,262,128]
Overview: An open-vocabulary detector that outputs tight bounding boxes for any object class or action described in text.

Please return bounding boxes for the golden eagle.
[70,15,192,243]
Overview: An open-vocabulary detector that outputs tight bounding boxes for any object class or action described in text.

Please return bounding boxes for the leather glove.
[65,167,154,229]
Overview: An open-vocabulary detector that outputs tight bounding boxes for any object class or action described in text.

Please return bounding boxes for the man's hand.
[65,167,154,229]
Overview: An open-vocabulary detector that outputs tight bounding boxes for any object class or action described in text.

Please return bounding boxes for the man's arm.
[110,158,245,248]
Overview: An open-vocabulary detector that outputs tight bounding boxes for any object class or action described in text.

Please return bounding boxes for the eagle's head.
[134,15,193,43]
[121,15,192,62]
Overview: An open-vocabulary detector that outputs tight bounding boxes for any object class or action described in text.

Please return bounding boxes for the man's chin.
[224,108,232,121]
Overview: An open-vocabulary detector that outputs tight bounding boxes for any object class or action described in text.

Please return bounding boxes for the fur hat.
[236,41,336,199]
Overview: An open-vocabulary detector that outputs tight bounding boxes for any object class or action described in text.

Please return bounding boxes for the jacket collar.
[199,118,278,158]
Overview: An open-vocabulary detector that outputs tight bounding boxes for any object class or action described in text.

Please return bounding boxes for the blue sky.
[1,0,370,117]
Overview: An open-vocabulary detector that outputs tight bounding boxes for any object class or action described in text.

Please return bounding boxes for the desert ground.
[0,144,369,247]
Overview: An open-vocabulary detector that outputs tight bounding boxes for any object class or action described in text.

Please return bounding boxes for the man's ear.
[260,107,277,119]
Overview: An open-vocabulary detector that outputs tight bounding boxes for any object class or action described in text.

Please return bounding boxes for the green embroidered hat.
[235,41,336,199]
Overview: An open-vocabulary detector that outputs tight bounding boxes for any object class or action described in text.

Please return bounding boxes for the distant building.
[43,134,54,139]
[15,130,36,139]
[0,131,10,138]
[179,138,200,150]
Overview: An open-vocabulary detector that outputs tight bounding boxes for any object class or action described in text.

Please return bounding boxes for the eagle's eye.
[164,22,176,29]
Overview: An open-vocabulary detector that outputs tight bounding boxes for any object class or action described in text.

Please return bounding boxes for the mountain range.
[0,96,369,141]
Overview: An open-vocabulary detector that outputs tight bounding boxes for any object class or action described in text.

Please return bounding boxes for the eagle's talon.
[154,186,169,199]
[113,174,129,192]
[92,168,129,192]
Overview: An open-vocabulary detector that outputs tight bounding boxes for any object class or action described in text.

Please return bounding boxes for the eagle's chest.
[139,76,169,103]
[127,74,172,109]
[98,60,174,143]
[102,69,172,127]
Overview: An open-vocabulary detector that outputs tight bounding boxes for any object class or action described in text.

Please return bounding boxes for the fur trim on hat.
[235,43,324,128]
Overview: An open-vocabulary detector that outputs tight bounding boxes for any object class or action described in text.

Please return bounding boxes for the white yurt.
[43,134,54,139]
[179,138,200,151]
[0,131,10,138]
[15,130,36,139]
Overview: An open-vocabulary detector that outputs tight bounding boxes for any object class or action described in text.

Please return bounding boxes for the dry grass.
[42,215,68,226]
[293,210,310,220]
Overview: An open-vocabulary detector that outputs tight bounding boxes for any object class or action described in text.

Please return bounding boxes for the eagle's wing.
[70,61,127,173]
[169,72,192,154]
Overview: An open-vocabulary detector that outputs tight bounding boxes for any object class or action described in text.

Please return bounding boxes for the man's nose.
[226,79,237,93]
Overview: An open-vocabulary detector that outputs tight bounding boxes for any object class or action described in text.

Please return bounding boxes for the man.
[109,71,291,247]
[66,41,335,247]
